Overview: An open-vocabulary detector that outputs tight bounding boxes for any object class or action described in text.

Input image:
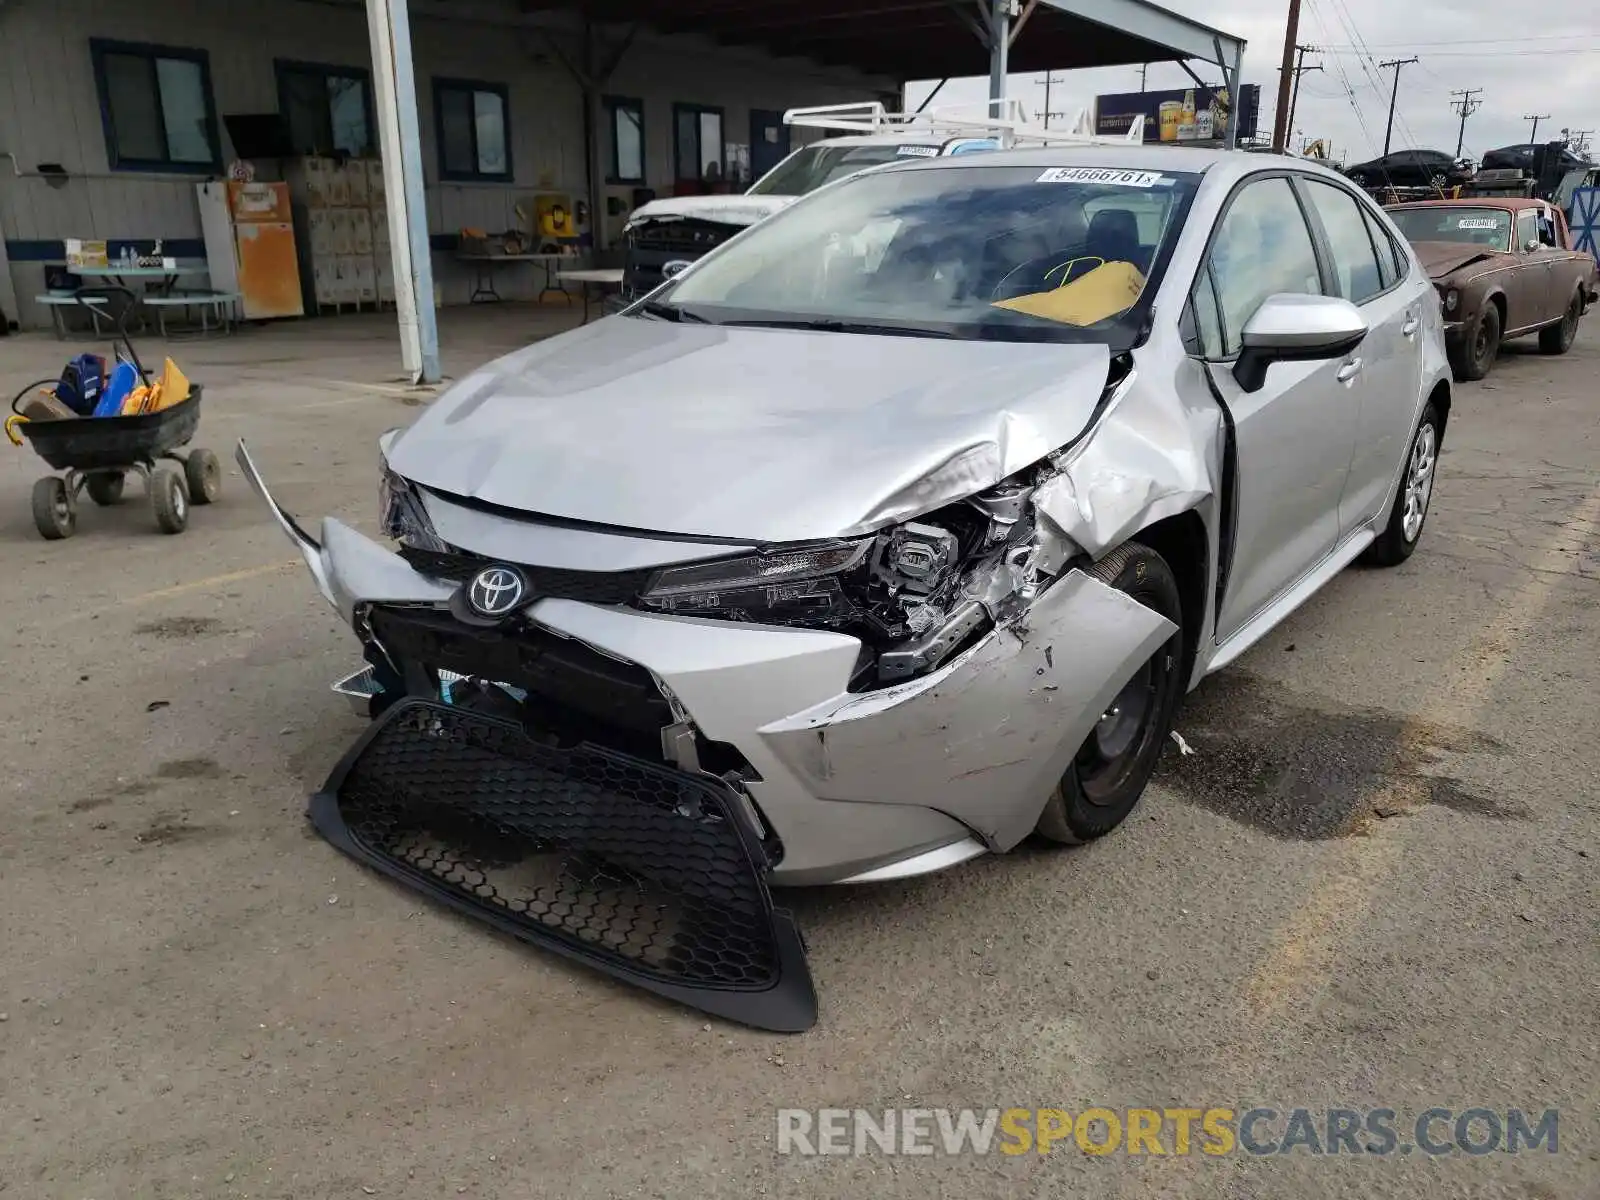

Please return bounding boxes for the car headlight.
[1442,288,1460,314]
[641,541,872,599]
[378,446,447,552]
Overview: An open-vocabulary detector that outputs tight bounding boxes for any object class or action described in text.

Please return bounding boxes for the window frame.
[1292,175,1393,307]
[432,76,513,183]
[672,102,725,183]
[89,38,222,173]
[275,59,376,158]
[604,95,645,184]
[1189,170,1329,360]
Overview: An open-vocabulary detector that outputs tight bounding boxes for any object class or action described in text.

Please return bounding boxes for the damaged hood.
[388,319,1112,543]
[1410,240,1506,279]
[625,194,797,230]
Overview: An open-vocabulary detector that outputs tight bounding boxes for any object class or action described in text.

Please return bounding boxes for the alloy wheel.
[1402,423,1436,543]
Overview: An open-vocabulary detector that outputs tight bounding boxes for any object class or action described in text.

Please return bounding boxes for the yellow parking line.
[114,559,300,607]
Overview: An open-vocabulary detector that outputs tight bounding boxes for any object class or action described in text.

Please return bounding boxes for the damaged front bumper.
[239,441,1175,1025]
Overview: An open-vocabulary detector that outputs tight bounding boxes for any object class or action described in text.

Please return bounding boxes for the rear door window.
[1300,179,1386,303]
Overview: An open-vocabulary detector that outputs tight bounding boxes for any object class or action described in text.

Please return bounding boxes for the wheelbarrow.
[8,286,219,539]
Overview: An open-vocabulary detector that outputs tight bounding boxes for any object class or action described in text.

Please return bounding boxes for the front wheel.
[32,476,75,540]
[1034,541,1184,845]
[1362,400,1441,567]
[1450,302,1500,381]
[1538,290,1582,355]
[150,466,190,534]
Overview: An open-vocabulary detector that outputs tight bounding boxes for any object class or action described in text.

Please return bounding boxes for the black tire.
[183,448,221,505]
[150,466,189,534]
[1450,302,1500,381]
[31,476,75,540]
[86,472,125,507]
[1034,541,1185,845]
[1538,290,1582,355]
[1363,399,1442,567]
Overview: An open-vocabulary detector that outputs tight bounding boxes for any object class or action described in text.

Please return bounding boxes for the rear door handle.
[1336,357,1364,383]
[1402,314,1420,337]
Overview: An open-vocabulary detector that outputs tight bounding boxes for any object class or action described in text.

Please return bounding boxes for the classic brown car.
[1386,198,1598,380]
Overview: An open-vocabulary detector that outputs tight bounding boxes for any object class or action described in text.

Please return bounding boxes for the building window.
[276,61,373,157]
[434,79,511,182]
[89,39,221,171]
[673,104,724,183]
[606,97,645,184]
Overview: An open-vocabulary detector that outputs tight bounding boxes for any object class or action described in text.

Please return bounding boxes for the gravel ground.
[0,308,1595,1199]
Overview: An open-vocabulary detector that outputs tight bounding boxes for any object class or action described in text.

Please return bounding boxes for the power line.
[1378,58,1419,156]
[1450,88,1482,158]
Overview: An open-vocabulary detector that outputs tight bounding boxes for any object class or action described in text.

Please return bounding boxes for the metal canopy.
[517,0,1244,82]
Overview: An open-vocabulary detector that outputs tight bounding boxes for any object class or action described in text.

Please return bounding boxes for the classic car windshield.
[747,143,946,196]
[1389,206,1512,252]
[655,164,1200,343]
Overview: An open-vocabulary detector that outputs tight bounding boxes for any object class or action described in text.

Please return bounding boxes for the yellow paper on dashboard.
[991,261,1147,326]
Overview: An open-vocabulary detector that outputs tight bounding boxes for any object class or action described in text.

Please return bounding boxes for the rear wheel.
[150,466,189,534]
[1363,399,1441,567]
[1034,541,1184,845]
[31,476,75,540]
[86,472,125,506]
[183,448,221,505]
[1538,290,1582,355]
[1451,302,1501,381]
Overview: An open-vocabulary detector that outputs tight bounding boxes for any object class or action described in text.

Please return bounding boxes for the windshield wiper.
[635,299,708,323]
[715,317,958,339]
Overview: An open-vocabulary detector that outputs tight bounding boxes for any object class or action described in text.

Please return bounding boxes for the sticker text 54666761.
[1036,167,1166,188]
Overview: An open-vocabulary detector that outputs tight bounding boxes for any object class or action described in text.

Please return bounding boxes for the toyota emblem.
[465,564,527,619]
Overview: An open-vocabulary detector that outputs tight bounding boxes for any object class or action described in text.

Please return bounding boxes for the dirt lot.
[0,307,1596,1199]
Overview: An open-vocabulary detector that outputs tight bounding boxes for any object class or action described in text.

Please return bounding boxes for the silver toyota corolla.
[240,145,1451,1030]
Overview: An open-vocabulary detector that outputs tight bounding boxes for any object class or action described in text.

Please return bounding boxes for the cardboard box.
[64,238,109,269]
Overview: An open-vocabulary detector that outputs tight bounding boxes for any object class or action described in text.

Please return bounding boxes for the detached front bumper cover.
[313,699,817,1032]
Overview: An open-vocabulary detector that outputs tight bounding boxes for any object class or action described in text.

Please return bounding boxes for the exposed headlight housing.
[378,446,447,552]
[1441,287,1460,314]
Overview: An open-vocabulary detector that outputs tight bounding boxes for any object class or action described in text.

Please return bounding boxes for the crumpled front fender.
[235,441,453,624]
[759,568,1177,852]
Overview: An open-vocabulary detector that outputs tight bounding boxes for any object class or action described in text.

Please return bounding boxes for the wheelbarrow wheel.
[32,476,76,540]
[184,448,221,505]
[150,466,189,535]
[87,472,126,507]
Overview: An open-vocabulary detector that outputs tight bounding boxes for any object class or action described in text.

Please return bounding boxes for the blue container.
[94,360,139,418]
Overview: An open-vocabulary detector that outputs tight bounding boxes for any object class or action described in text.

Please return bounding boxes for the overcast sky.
[906,0,1598,165]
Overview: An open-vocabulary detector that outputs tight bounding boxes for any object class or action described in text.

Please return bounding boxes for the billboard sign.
[1094,84,1261,145]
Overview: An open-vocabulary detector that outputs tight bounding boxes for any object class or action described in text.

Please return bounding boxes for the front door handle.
[1336,357,1364,383]
[1402,313,1420,337]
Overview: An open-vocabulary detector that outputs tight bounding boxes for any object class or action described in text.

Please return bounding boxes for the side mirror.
[1233,294,1368,393]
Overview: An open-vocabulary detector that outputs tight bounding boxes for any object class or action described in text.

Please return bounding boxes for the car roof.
[875,144,1349,186]
[1388,197,1553,212]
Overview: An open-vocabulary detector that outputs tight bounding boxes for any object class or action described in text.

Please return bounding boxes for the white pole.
[365,0,440,383]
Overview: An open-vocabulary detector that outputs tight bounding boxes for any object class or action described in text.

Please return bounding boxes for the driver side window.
[1515,211,1540,253]
[1206,176,1325,356]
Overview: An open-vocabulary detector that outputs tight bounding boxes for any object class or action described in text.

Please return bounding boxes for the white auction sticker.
[1456,217,1500,229]
[1036,167,1165,187]
[896,145,939,157]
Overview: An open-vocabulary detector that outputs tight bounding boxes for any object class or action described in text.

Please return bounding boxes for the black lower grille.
[398,545,651,605]
[313,701,815,1030]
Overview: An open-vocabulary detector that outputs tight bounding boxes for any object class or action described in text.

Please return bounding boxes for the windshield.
[1389,206,1511,251]
[654,163,1199,344]
[747,142,950,196]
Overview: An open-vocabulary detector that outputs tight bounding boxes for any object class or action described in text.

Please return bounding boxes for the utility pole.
[1285,46,1322,147]
[1036,72,1068,128]
[1569,129,1595,156]
[1524,113,1550,143]
[1138,63,1148,91]
[1450,88,1483,158]
[1272,0,1303,151]
[1379,57,1418,156]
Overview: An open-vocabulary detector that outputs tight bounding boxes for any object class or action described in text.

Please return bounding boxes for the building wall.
[0,0,882,328]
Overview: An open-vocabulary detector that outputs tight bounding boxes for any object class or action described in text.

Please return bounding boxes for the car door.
[1197,174,1361,643]
[1296,176,1426,533]
[1507,209,1555,328]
